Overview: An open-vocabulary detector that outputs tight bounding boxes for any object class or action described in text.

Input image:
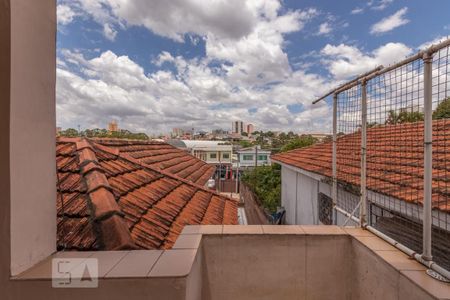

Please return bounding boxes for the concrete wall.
[9,0,57,275]
[200,232,439,300]
[281,166,319,225]
[281,166,360,227]
[201,234,353,300]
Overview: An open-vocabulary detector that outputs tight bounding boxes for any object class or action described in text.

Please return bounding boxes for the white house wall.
[281,166,319,225]
[281,166,297,224]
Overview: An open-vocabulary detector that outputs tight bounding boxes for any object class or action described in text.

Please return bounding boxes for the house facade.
[176,140,233,165]
[235,146,271,168]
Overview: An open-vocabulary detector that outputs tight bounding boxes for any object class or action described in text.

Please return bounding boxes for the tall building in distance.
[232,121,245,135]
[247,123,254,135]
[172,128,184,137]
[108,120,119,133]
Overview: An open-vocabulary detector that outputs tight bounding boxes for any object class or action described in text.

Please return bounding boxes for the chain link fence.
[315,38,450,278]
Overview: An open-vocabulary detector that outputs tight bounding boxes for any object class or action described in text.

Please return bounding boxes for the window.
[222,153,230,159]
[258,155,267,161]
[243,154,254,161]
[210,153,217,159]
[318,193,333,225]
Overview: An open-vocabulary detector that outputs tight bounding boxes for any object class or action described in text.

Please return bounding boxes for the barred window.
[318,193,333,225]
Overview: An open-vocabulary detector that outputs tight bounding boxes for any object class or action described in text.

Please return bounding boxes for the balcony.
[14,225,450,300]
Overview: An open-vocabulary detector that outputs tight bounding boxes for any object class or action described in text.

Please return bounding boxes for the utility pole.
[235,157,240,194]
[255,145,258,168]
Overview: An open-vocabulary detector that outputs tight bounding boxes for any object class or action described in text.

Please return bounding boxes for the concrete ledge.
[10,225,450,300]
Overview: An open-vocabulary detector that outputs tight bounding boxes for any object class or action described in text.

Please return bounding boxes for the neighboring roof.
[93,139,215,186]
[56,138,238,251]
[166,139,188,148]
[271,120,450,212]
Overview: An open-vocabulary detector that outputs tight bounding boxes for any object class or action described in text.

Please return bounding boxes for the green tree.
[239,140,253,148]
[433,97,450,120]
[241,164,281,213]
[386,110,424,124]
[280,135,316,152]
[60,128,79,137]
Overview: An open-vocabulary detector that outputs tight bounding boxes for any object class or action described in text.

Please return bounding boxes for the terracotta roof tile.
[56,138,237,251]
[93,139,215,185]
[271,120,450,213]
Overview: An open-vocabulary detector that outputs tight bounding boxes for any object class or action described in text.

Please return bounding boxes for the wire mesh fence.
[336,86,362,220]
[330,40,450,275]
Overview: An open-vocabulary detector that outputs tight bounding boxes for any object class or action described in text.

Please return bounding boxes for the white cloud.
[57,4,77,25]
[103,23,117,41]
[370,7,409,35]
[369,0,394,11]
[317,22,332,35]
[321,42,412,80]
[57,47,333,134]
[417,36,448,50]
[56,0,430,135]
[351,7,364,15]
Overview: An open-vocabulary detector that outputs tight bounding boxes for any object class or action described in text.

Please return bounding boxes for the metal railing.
[313,38,450,280]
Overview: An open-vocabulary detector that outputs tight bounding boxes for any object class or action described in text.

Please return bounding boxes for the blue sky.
[56,0,450,135]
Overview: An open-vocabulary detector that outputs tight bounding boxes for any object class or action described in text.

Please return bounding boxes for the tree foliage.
[280,135,316,152]
[60,128,79,137]
[239,140,253,148]
[386,110,424,125]
[241,164,281,213]
[433,97,450,120]
[59,128,149,140]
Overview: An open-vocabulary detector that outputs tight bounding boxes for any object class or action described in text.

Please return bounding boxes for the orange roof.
[271,120,450,212]
[56,138,237,251]
[92,139,215,186]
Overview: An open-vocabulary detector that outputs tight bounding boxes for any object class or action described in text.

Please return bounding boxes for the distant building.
[235,145,271,168]
[232,121,245,135]
[168,139,234,179]
[108,120,119,133]
[172,128,184,137]
[247,124,254,135]
[177,140,233,165]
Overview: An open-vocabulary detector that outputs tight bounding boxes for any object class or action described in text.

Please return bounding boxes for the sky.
[56,0,450,135]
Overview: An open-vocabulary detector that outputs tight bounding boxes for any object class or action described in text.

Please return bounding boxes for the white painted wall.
[281,166,319,225]
[10,0,56,275]
[281,167,297,224]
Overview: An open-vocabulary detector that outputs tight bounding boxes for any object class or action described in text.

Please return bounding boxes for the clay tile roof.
[56,138,238,251]
[92,138,215,186]
[271,120,450,213]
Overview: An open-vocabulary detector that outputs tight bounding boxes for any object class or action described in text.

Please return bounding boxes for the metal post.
[332,93,338,224]
[255,145,258,168]
[235,162,239,194]
[360,80,367,226]
[422,52,433,261]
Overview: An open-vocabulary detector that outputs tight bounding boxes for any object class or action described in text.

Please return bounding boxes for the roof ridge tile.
[75,138,136,250]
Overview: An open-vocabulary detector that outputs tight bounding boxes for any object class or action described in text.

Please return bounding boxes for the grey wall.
[281,167,297,224]
[281,166,319,225]
[281,166,361,226]
[9,0,57,276]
